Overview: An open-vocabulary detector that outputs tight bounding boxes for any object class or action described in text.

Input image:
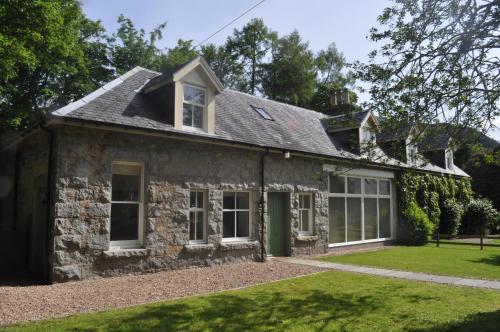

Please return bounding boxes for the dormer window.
[183,84,206,129]
[445,149,454,169]
[407,144,418,164]
[361,126,375,144]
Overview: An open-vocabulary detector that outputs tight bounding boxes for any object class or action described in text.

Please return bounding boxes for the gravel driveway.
[0,260,324,326]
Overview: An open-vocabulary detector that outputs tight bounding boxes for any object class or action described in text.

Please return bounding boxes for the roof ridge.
[224,89,327,117]
[52,66,154,117]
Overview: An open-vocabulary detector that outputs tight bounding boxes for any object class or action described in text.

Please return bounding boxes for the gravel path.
[0,260,324,326]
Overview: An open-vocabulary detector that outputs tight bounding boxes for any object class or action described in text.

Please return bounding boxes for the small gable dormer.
[378,126,419,164]
[142,56,223,135]
[419,134,454,170]
[326,110,379,155]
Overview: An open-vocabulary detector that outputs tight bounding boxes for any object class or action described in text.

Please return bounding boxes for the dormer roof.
[326,110,379,133]
[142,56,224,94]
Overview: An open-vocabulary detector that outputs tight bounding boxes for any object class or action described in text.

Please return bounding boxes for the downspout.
[260,149,269,262]
[13,147,20,231]
[41,125,55,284]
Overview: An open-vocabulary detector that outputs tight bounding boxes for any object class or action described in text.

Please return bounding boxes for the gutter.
[40,124,56,284]
[260,149,269,262]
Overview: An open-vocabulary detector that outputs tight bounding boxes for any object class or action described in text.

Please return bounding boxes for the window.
[407,144,418,164]
[189,190,206,243]
[298,194,313,234]
[183,84,206,129]
[223,192,251,240]
[110,162,143,249]
[251,105,273,120]
[361,127,374,143]
[328,175,392,245]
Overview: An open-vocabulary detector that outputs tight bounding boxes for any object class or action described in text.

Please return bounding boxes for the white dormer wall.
[174,66,216,134]
[445,148,454,170]
[405,132,418,165]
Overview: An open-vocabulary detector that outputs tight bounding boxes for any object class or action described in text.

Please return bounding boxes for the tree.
[357,0,500,143]
[261,31,316,106]
[108,15,166,74]
[227,18,273,94]
[0,0,113,130]
[161,39,199,71]
[201,43,241,88]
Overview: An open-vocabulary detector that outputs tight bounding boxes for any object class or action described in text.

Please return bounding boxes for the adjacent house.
[0,57,468,283]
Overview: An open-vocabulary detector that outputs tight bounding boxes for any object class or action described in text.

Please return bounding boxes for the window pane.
[347,198,362,241]
[379,180,390,195]
[189,211,196,240]
[236,211,249,237]
[300,210,310,232]
[196,211,204,240]
[347,178,361,194]
[364,179,377,195]
[223,192,235,209]
[364,198,378,240]
[223,211,235,237]
[300,195,311,209]
[112,174,140,201]
[110,203,139,241]
[190,191,196,208]
[196,191,204,208]
[329,175,345,193]
[183,104,192,126]
[193,105,203,128]
[379,198,391,238]
[236,192,249,209]
[329,197,345,243]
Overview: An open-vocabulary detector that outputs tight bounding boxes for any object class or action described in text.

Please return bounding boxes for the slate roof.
[326,110,373,132]
[49,66,468,177]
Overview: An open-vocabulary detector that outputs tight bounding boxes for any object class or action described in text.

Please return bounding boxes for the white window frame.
[189,189,207,244]
[328,174,393,247]
[182,83,206,130]
[222,191,252,242]
[445,148,454,170]
[110,161,144,250]
[298,193,313,235]
[407,144,418,165]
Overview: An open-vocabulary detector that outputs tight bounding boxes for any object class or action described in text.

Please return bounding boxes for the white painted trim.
[52,66,154,116]
[328,237,392,248]
[323,165,395,179]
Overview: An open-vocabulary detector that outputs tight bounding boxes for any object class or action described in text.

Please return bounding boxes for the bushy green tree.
[401,201,434,245]
[201,43,241,88]
[161,39,199,72]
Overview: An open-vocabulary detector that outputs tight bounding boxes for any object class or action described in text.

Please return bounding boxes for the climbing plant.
[397,172,473,244]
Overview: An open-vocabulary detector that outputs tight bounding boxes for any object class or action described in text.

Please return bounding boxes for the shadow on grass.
[468,254,500,267]
[409,310,500,332]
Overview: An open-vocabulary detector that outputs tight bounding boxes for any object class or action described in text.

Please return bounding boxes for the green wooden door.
[267,192,289,256]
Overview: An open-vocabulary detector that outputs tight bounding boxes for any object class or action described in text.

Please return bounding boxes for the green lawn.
[319,243,500,280]
[3,270,500,332]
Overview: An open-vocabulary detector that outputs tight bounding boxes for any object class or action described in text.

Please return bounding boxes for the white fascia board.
[52,66,147,117]
[323,164,395,179]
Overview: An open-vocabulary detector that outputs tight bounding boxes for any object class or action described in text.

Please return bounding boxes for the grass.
[319,243,500,280]
[2,270,500,332]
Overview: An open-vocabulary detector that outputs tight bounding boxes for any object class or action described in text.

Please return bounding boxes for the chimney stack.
[330,88,351,107]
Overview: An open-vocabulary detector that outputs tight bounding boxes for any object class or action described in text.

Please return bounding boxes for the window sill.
[102,248,148,258]
[184,243,215,253]
[219,240,259,251]
[296,235,319,242]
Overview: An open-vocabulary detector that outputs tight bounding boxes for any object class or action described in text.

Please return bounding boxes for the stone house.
[0,57,468,283]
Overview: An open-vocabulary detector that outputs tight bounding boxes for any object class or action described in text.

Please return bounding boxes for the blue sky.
[82,0,499,140]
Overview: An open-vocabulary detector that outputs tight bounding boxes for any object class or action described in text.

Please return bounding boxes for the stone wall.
[51,126,330,282]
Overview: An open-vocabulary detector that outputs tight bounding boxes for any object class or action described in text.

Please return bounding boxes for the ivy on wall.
[396,172,473,243]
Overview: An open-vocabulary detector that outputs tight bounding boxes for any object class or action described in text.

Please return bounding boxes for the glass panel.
[196,211,204,240]
[183,104,192,126]
[236,211,249,237]
[379,180,391,195]
[112,174,140,201]
[223,211,235,237]
[196,191,204,208]
[110,203,139,241]
[236,192,249,209]
[193,105,203,128]
[190,191,196,208]
[364,179,377,195]
[329,197,345,243]
[189,211,196,240]
[364,198,378,240]
[301,210,310,232]
[300,195,311,209]
[347,177,361,194]
[347,197,362,241]
[329,175,345,193]
[379,198,391,238]
[184,85,205,105]
[223,192,235,209]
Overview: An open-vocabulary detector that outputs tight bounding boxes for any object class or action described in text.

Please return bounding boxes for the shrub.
[401,201,434,245]
[439,199,463,236]
[460,198,499,235]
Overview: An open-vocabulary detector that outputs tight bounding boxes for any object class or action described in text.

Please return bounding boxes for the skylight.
[251,105,273,121]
